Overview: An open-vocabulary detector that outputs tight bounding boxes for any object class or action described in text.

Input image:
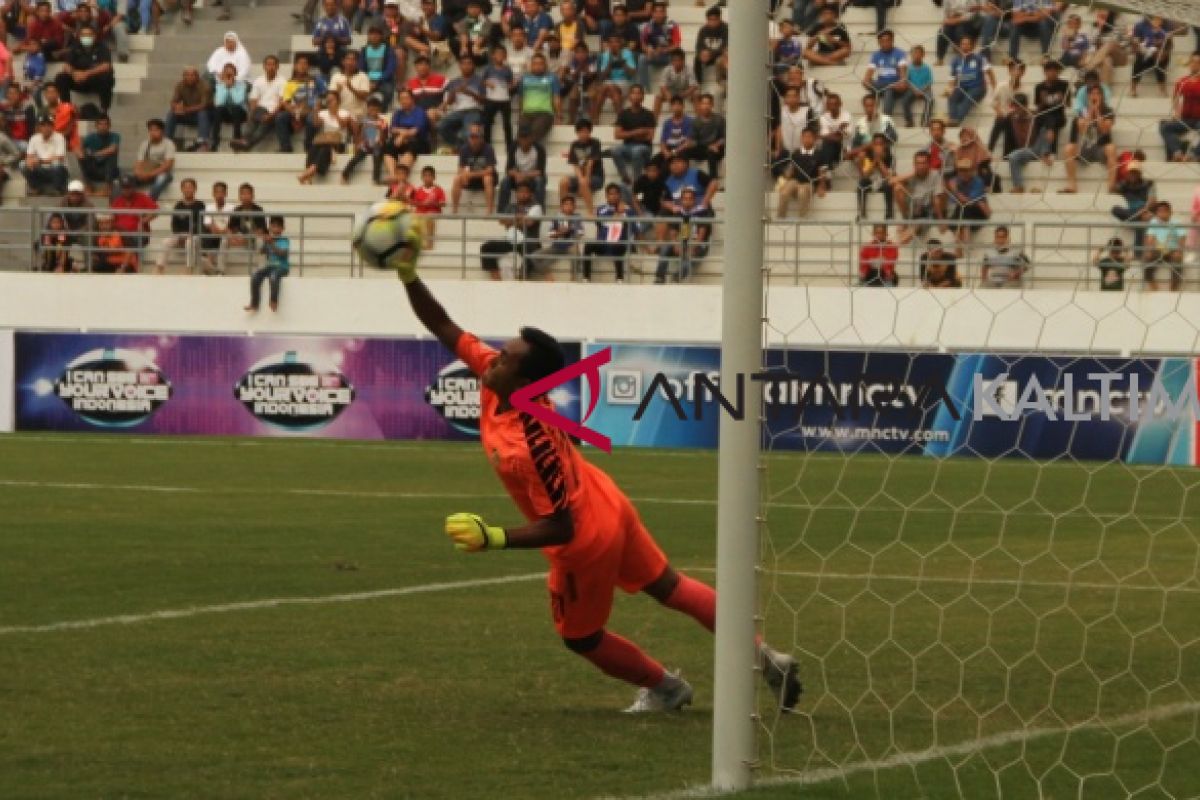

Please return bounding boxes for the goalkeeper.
[392,235,801,713]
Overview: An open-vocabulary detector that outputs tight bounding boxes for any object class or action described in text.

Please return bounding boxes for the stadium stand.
[2,0,1198,290]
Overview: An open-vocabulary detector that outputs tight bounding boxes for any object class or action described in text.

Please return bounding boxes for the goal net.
[741,0,1200,794]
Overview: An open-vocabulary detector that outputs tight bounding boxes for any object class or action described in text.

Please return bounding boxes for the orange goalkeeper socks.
[581,631,665,689]
[663,574,717,632]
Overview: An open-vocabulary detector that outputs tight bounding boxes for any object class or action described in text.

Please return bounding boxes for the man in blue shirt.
[360,25,398,110]
[655,186,712,283]
[245,216,289,313]
[653,94,694,170]
[310,0,351,46]
[1009,0,1060,62]
[450,122,497,213]
[581,183,636,283]
[662,153,715,213]
[508,0,554,51]
[944,158,991,248]
[863,30,908,118]
[947,35,994,125]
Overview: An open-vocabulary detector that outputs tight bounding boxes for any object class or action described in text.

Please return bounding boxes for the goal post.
[711,0,770,792]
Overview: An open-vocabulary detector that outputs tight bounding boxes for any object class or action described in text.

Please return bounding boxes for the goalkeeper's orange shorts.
[546,501,669,640]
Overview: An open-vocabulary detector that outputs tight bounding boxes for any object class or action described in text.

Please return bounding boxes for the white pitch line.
[685,566,1200,595]
[607,700,1200,800]
[0,572,546,636]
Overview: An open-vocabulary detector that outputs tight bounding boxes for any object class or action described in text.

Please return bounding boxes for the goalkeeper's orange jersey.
[455,332,628,565]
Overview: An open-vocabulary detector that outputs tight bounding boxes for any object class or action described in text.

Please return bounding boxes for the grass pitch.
[1,434,1198,800]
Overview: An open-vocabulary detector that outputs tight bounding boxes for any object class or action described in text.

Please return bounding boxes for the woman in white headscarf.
[206,32,253,83]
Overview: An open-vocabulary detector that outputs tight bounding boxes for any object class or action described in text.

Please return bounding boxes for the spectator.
[902,44,933,128]
[936,0,980,65]
[775,86,811,155]
[921,239,962,287]
[508,0,552,52]
[332,50,371,122]
[499,126,546,210]
[611,84,655,185]
[453,0,492,65]
[653,94,693,170]
[245,216,290,312]
[165,67,213,152]
[926,117,954,172]
[636,1,680,91]
[685,92,725,178]
[654,186,712,284]
[848,92,896,160]
[407,55,446,133]
[863,29,908,119]
[559,42,597,123]
[804,6,850,67]
[858,224,898,286]
[360,24,399,107]
[631,158,665,223]
[412,164,446,249]
[1030,59,1068,157]
[0,85,36,151]
[988,59,1025,153]
[92,214,136,273]
[80,113,118,194]
[384,162,415,200]
[22,116,67,194]
[549,118,601,214]
[1071,69,1112,117]
[1008,0,1059,62]
[1058,13,1090,69]
[39,213,75,272]
[604,2,642,50]
[206,32,252,84]
[892,151,943,243]
[1131,15,1171,97]
[383,88,431,176]
[437,55,485,151]
[977,0,1009,60]
[311,0,352,48]
[556,0,582,52]
[954,126,995,190]
[943,158,991,247]
[1110,161,1156,255]
[980,225,1030,287]
[235,55,286,152]
[343,94,388,183]
[529,194,583,279]
[480,178,541,280]
[946,35,993,127]
[662,151,717,210]
[298,91,350,184]
[693,5,728,84]
[482,43,516,152]
[507,26,535,82]
[21,2,66,60]
[212,63,249,151]
[53,23,113,112]
[856,132,895,220]
[1159,53,1200,163]
[652,47,695,117]
[1094,237,1129,291]
[110,174,157,264]
[518,52,560,143]
[1060,86,1114,193]
[127,118,175,200]
[772,18,805,74]
[406,0,452,68]
[1143,201,1184,291]
[40,84,79,155]
[198,181,231,274]
[313,35,346,80]
[1082,11,1127,87]
[154,177,205,274]
[593,33,637,120]
[226,182,267,273]
[772,126,829,219]
[450,122,496,212]
[817,91,852,168]
[578,184,634,282]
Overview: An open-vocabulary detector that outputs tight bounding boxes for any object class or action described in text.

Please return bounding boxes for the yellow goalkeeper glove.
[444,512,507,553]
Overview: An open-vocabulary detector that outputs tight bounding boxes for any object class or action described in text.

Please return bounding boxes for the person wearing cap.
[53,23,114,112]
[110,174,158,267]
[80,113,119,193]
[311,0,352,47]
[21,116,67,195]
[943,157,991,248]
[1008,0,1059,62]
[693,5,727,84]
[863,29,908,119]
[206,32,252,84]
[130,118,175,199]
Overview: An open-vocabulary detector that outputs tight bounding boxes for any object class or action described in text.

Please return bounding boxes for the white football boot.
[623,670,695,713]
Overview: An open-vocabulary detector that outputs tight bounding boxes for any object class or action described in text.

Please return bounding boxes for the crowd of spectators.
[3,0,1200,288]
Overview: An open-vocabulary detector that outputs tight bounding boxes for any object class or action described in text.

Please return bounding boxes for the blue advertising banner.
[585,343,1198,466]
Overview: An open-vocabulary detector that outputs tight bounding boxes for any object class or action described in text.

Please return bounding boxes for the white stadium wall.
[1,273,1199,355]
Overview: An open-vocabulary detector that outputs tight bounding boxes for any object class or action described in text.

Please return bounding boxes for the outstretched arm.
[403,277,463,352]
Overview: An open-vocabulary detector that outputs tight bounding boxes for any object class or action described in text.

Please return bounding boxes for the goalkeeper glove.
[444,512,507,553]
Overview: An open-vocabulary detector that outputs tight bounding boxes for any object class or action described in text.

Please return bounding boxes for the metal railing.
[3,206,1198,291]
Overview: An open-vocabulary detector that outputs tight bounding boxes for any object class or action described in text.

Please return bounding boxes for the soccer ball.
[352,200,423,270]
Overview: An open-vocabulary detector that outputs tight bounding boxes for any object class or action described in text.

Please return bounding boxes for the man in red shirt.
[859,223,899,286]
[406,56,447,135]
[22,1,66,60]
[1160,53,1200,163]
[393,244,802,714]
[110,174,158,258]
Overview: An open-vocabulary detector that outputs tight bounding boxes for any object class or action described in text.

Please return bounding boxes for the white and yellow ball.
[352,200,423,270]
